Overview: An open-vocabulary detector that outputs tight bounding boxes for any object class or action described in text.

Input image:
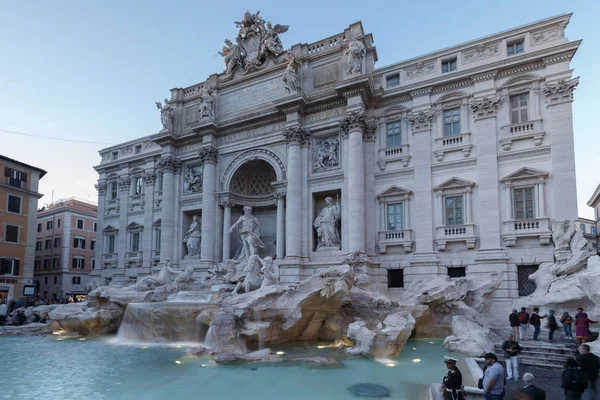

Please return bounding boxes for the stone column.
[92,181,107,279]
[221,201,232,261]
[141,170,156,273]
[504,185,513,221]
[460,99,470,134]
[276,190,286,260]
[157,156,181,265]
[543,78,579,221]
[199,146,218,265]
[531,85,542,120]
[117,174,131,275]
[340,111,367,252]
[538,179,546,217]
[465,188,473,224]
[470,97,503,249]
[283,126,309,259]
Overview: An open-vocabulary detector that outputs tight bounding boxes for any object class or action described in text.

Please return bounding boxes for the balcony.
[152,250,161,259]
[102,253,117,261]
[377,229,414,253]
[502,217,551,246]
[6,177,25,189]
[435,224,477,251]
[126,251,142,260]
[377,144,411,171]
[500,119,545,151]
[433,132,472,162]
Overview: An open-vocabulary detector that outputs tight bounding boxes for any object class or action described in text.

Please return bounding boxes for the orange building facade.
[34,198,97,300]
[0,155,46,303]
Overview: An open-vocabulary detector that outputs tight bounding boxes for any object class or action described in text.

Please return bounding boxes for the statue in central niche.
[229,206,264,262]
[314,196,341,250]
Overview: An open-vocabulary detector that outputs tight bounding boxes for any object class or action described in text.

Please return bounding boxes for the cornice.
[374,168,415,181]
[497,146,551,161]
[431,159,477,172]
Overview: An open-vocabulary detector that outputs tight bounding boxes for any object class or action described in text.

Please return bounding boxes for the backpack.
[518,312,529,323]
[566,369,588,393]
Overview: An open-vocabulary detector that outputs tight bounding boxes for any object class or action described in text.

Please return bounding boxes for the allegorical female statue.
[314,196,341,250]
[282,51,301,93]
[155,99,174,132]
[229,206,264,262]
[344,35,366,75]
[183,215,201,257]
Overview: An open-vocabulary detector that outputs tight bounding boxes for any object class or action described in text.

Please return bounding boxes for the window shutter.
[14,260,20,276]
[4,167,11,177]
[72,257,76,268]
[82,239,86,249]
[0,259,6,274]
[21,173,27,183]
[82,259,85,269]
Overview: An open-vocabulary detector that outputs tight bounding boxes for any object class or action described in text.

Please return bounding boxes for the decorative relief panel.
[405,61,435,80]
[531,22,567,46]
[183,164,203,193]
[462,42,500,64]
[313,136,340,172]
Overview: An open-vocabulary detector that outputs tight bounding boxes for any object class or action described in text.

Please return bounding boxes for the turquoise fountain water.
[0,337,457,399]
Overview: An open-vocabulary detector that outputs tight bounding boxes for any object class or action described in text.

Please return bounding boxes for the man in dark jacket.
[518,307,530,341]
[510,308,521,341]
[530,308,547,341]
[522,373,547,400]
[577,344,599,400]
[442,356,464,400]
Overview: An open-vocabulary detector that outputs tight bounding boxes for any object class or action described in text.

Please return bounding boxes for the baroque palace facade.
[93,12,580,311]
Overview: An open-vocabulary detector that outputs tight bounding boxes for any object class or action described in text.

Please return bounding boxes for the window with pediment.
[376,186,413,253]
[433,178,477,251]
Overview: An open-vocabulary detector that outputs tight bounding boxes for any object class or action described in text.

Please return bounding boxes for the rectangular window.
[54,237,61,248]
[7,195,21,214]
[510,94,529,124]
[73,276,81,284]
[111,151,118,160]
[0,259,20,275]
[36,241,42,251]
[34,259,40,270]
[4,167,27,188]
[53,276,57,284]
[581,224,587,233]
[46,220,53,230]
[107,235,116,253]
[445,195,464,226]
[386,120,401,149]
[43,258,50,269]
[92,259,96,270]
[507,40,524,56]
[45,239,51,250]
[73,237,85,249]
[387,269,404,288]
[135,145,142,154]
[72,257,85,269]
[592,226,597,235]
[93,222,97,232]
[155,229,162,250]
[514,187,535,220]
[77,219,84,230]
[386,74,400,88]
[133,177,143,195]
[5,225,19,243]
[158,173,164,191]
[110,182,118,200]
[387,203,404,231]
[91,240,96,251]
[447,267,466,278]
[441,58,457,73]
[52,257,60,268]
[37,223,42,232]
[443,108,461,137]
[131,232,140,252]
[57,219,61,228]
[44,277,48,285]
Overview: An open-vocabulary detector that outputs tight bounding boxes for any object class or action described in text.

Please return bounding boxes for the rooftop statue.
[260,21,288,58]
[282,51,301,93]
[155,99,174,132]
[216,39,245,76]
[343,34,366,75]
[198,84,215,120]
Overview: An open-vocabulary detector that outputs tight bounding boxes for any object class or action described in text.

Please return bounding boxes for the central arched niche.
[226,159,278,259]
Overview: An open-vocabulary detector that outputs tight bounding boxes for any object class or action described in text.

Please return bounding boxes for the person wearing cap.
[442,357,464,400]
[522,372,547,400]
[510,308,521,341]
[482,353,505,400]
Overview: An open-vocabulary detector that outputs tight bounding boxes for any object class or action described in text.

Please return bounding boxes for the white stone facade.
[93,14,581,310]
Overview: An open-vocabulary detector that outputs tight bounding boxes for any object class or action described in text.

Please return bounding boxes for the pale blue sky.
[0,1,598,217]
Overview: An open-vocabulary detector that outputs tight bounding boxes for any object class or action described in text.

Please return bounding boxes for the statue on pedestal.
[155,99,174,132]
[217,39,245,76]
[282,51,301,93]
[260,21,288,58]
[229,206,264,262]
[184,215,202,257]
[198,85,215,119]
[314,196,341,250]
[344,34,366,75]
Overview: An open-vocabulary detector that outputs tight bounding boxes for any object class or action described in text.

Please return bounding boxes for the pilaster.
[93,181,107,279]
[199,146,218,267]
[157,155,181,265]
[141,170,155,273]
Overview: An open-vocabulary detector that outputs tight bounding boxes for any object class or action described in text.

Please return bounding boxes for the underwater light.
[175,360,181,364]
[276,351,285,355]
[412,358,421,363]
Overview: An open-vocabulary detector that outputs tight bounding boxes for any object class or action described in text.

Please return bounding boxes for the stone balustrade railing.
[377,229,413,253]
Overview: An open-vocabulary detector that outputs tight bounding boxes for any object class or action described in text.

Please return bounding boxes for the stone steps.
[493,342,578,370]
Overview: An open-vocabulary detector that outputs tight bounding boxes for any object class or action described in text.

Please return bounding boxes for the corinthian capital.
[339,111,367,135]
[542,77,579,106]
[470,96,500,120]
[283,126,310,146]
[199,146,218,164]
[95,181,107,195]
[407,110,435,132]
[157,155,182,173]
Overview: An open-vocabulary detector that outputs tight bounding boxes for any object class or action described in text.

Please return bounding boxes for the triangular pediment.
[103,225,118,233]
[153,218,162,226]
[500,167,549,183]
[377,186,412,199]
[127,222,142,230]
[434,177,475,192]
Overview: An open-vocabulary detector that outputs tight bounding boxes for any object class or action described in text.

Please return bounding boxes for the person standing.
[510,308,521,341]
[561,312,575,340]
[519,307,531,341]
[548,310,558,341]
[442,356,464,400]
[575,312,598,345]
[482,353,505,400]
[502,334,521,381]
[522,372,547,400]
[530,308,547,341]
[562,357,588,400]
[577,344,599,400]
